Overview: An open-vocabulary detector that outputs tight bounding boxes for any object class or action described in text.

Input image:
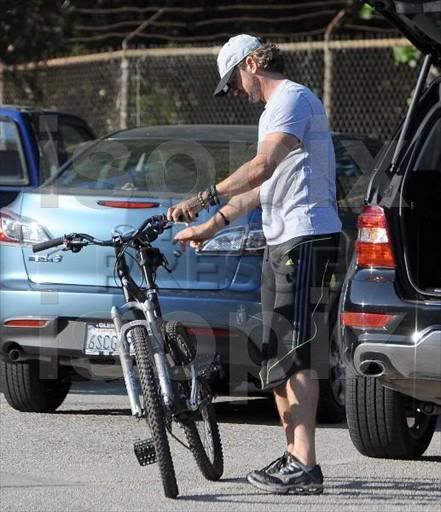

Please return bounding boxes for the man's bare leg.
[273,383,294,452]
[273,369,319,468]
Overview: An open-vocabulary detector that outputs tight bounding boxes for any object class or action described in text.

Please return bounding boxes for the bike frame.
[31,218,204,421]
[109,236,200,419]
[110,237,173,417]
[31,217,224,495]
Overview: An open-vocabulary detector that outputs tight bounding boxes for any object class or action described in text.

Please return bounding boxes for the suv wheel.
[346,371,437,459]
[0,360,71,413]
[317,331,346,423]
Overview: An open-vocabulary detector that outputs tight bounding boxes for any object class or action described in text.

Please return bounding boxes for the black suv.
[339,1,441,460]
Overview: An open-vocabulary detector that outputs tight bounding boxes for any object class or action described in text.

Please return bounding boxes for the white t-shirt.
[259,79,342,245]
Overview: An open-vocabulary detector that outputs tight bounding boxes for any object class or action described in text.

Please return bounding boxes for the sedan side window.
[59,122,95,161]
[0,119,29,186]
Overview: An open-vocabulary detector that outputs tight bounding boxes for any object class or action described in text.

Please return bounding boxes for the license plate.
[84,323,133,356]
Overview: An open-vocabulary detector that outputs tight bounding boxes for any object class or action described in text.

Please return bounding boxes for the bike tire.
[183,402,224,481]
[164,321,223,480]
[131,326,179,499]
[164,321,196,366]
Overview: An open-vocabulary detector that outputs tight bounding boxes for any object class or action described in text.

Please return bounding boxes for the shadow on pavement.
[69,379,128,395]
[327,476,441,503]
[55,408,130,416]
[66,379,281,424]
[214,397,279,425]
[177,475,441,504]
[57,381,347,427]
[418,455,441,462]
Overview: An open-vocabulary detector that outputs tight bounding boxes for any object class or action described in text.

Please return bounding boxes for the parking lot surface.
[1,381,440,512]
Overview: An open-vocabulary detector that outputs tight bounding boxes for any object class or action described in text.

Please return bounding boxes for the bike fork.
[111,306,142,417]
[142,299,174,410]
[111,302,175,416]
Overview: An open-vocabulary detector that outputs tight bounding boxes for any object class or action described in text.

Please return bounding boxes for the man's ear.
[244,55,258,74]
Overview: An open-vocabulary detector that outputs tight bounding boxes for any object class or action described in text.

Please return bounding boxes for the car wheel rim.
[406,405,433,440]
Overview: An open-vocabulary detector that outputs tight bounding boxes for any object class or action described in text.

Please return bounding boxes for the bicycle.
[32,215,224,499]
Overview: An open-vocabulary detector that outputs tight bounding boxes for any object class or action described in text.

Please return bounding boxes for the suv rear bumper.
[339,267,441,403]
[352,328,441,381]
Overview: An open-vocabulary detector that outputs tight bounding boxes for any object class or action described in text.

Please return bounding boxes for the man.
[167,34,341,495]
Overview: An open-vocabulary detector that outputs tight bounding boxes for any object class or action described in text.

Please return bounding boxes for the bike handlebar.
[32,237,66,253]
[32,214,171,254]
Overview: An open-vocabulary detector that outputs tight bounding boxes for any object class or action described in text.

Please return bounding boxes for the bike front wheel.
[183,401,224,481]
[132,327,179,499]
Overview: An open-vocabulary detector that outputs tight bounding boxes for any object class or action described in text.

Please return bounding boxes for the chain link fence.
[1,37,424,140]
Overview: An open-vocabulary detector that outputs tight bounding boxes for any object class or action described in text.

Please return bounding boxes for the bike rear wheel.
[164,321,223,481]
[132,326,179,499]
[183,401,224,481]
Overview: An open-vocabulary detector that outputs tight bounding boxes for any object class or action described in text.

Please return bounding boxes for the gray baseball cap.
[213,34,263,97]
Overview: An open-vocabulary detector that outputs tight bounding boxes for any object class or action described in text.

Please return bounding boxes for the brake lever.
[62,234,88,253]
[172,221,191,227]
[69,239,88,253]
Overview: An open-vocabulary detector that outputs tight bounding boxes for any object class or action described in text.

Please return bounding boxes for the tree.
[0,0,74,65]
[1,1,395,65]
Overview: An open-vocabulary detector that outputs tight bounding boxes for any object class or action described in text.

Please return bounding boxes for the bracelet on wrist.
[205,184,220,207]
[197,191,208,211]
[217,210,230,226]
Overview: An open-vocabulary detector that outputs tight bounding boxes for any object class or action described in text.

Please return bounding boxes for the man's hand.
[174,221,218,250]
[167,196,202,223]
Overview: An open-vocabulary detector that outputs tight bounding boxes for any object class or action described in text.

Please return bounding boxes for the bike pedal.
[134,439,157,466]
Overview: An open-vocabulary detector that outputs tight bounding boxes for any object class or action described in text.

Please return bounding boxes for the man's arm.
[173,187,261,247]
[216,132,300,197]
[216,186,261,224]
[168,132,299,222]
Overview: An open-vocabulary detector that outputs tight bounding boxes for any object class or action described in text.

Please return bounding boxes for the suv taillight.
[0,209,50,245]
[355,205,396,269]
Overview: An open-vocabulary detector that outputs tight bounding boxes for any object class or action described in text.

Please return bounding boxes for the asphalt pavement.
[0,381,440,512]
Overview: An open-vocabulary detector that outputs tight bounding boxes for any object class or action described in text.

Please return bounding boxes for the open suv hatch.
[339,0,441,460]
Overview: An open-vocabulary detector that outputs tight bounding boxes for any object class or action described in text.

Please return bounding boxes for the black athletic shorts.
[259,233,340,390]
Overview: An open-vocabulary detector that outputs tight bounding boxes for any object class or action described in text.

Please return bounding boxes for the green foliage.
[359,3,375,21]
[393,45,421,68]
[0,1,398,65]
[0,0,74,64]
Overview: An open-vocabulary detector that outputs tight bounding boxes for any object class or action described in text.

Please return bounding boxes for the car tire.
[317,330,346,424]
[0,360,71,413]
[346,371,438,459]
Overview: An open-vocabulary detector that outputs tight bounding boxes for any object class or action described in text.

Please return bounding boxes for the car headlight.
[197,226,266,255]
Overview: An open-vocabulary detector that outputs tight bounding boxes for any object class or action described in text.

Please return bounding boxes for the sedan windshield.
[50,137,256,196]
